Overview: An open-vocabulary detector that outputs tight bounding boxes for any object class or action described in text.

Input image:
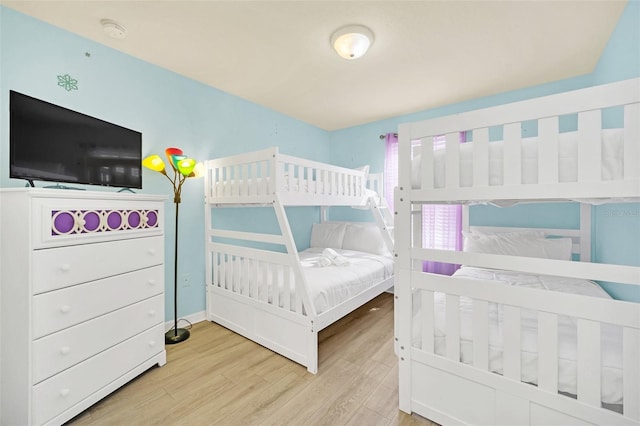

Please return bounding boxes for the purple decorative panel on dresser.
[51,209,160,235]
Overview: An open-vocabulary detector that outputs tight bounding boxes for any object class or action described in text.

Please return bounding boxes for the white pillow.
[310,222,346,249]
[342,222,388,255]
[463,230,572,261]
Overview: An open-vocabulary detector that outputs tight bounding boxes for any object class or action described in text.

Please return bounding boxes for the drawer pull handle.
[149,340,156,347]
[60,388,70,397]
[60,264,71,272]
[60,346,71,355]
[148,279,156,286]
[148,310,156,317]
[60,305,71,314]
[148,248,156,256]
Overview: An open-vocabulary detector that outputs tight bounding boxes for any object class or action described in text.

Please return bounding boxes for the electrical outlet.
[182,272,191,287]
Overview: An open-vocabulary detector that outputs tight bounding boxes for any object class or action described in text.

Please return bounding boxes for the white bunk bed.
[395,78,640,426]
[204,147,394,374]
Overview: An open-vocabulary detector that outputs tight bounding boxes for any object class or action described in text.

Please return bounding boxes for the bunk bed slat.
[578,110,602,183]
[503,123,522,186]
[445,133,460,190]
[238,257,246,296]
[473,128,489,187]
[271,266,279,308]
[231,255,239,292]
[420,290,435,353]
[264,161,272,195]
[623,326,640,420]
[239,164,248,196]
[282,266,291,312]
[260,262,269,303]
[250,259,258,299]
[538,116,559,184]
[445,294,461,361]
[502,305,522,381]
[537,311,559,393]
[420,137,434,190]
[624,103,640,180]
[472,299,489,371]
[577,319,601,406]
[234,165,240,196]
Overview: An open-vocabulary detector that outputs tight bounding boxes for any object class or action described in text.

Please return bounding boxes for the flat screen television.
[10,90,142,189]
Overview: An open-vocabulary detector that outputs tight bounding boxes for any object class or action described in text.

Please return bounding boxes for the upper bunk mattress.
[411,129,626,189]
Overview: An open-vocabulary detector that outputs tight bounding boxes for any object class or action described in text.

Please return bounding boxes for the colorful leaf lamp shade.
[142,155,166,173]
[177,158,196,176]
[142,147,201,344]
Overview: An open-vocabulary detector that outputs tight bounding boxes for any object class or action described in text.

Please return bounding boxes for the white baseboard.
[164,310,206,332]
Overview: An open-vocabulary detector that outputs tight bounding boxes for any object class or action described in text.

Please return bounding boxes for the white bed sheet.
[412,266,623,404]
[300,248,394,314]
[411,129,625,189]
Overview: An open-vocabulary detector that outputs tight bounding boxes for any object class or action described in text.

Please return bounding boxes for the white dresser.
[0,189,167,426]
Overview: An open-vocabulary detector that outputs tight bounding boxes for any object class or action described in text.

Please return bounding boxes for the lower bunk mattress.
[411,266,623,405]
[299,248,394,314]
[214,247,394,316]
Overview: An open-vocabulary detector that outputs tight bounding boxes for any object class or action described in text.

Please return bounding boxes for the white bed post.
[396,124,413,413]
[272,194,319,373]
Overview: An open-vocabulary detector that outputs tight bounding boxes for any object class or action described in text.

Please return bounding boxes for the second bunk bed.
[395,78,640,426]
[203,147,394,373]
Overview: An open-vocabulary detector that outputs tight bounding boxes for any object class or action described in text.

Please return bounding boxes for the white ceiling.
[1,1,627,131]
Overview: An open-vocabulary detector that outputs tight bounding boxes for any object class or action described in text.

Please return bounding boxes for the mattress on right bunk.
[411,128,628,189]
[411,230,625,406]
[412,266,623,405]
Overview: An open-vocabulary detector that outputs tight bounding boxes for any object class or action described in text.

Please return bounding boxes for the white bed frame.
[204,147,394,374]
[395,78,640,425]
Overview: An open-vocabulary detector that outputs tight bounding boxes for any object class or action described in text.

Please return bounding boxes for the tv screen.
[10,90,142,189]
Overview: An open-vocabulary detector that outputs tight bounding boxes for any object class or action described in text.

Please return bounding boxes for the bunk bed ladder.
[370,195,394,253]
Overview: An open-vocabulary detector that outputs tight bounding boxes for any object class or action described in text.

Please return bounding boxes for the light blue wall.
[0,6,329,320]
[329,1,640,302]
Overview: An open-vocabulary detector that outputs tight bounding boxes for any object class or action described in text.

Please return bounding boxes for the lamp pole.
[142,148,196,344]
[165,174,190,344]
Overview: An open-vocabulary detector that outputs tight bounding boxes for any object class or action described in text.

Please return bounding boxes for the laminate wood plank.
[346,406,391,426]
[67,293,435,426]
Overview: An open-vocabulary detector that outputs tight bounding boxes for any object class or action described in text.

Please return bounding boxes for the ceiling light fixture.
[100,19,127,39]
[330,25,374,60]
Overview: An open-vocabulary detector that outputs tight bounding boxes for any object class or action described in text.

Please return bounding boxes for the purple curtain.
[421,204,463,275]
[382,131,463,276]
[422,132,465,275]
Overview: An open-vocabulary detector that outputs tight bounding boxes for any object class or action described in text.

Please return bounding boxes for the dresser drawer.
[33,265,163,338]
[33,295,163,384]
[32,324,164,426]
[32,236,163,294]
[31,196,165,249]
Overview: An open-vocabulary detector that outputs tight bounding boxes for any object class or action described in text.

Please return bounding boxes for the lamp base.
[165,328,190,344]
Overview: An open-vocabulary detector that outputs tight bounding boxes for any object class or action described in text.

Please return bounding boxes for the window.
[383,133,462,275]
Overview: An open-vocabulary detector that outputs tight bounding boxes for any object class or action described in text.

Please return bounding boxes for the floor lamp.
[142,148,201,344]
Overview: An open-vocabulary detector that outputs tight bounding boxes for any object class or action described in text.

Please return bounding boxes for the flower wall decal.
[57,74,78,91]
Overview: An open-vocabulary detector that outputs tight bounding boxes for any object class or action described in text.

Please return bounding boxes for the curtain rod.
[379,133,398,139]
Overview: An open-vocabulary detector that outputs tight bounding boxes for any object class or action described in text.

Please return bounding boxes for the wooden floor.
[68,293,436,426]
